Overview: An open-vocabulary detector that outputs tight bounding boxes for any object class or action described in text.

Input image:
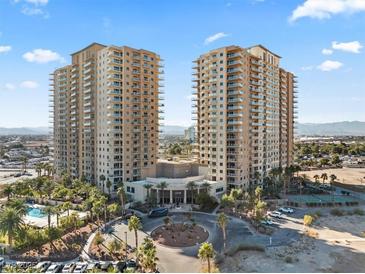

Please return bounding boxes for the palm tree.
[99,175,106,192]
[156,181,168,206]
[54,204,63,227]
[200,182,212,193]
[138,237,158,272]
[143,183,153,205]
[128,215,142,249]
[0,207,24,246]
[330,174,337,183]
[21,156,28,172]
[106,178,112,198]
[117,186,126,216]
[186,181,197,204]
[321,173,328,184]
[107,203,120,219]
[35,163,43,177]
[255,186,263,202]
[62,201,72,216]
[3,185,13,201]
[99,196,108,222]
[94,231,105,254]
[7,199,27,216]
[217,213,228,251]
[44,206,54,230]
[313,174,320,183]
[198,242,215,273]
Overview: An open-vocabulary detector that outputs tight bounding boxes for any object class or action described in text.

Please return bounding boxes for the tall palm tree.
[0,207,24,246]
[44,206,54,230]
[7,199,27,216]
[117,185,126,216]
[21,156,28,172]
[138,237,159,272]
[313,174,320,183]
[35,163,43,177]
[321,173,328,184]
[128,215,142,249]
[156,181,168,206]
[106,178,112,198]
[143,184,153,205]
[217,213,228,251]
[200,182,212,193]
[99,175,106,192]
[186,181,197,204]
[198,242,215,273]
[3,185,13,201]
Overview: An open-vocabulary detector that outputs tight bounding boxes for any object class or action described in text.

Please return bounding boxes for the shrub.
[303,215,314,226]
[353,208,365,216]
[226,242,265,256]
[330,208,344,216]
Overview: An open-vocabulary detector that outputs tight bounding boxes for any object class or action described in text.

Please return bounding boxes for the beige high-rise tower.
[192,45,297,190]
[51,43,163,192]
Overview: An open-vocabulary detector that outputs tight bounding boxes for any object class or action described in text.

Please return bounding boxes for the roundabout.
[151,222,209,247]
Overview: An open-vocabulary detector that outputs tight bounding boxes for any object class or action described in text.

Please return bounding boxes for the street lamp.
[125,231,128,258]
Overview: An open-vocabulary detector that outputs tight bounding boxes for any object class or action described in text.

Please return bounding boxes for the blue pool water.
[27,206,46,218]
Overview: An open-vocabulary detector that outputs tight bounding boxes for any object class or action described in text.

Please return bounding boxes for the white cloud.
[204,32,229,45]
[317,60,343,71]
[321,48,333,55]
[0,45,12,53]
[25,0,48,5]
[301,65,314,71]
[23,49,64,63]
[4,83,16,90]
[289,0,365,22]
[332,41,363,53]
[20,80,39,89]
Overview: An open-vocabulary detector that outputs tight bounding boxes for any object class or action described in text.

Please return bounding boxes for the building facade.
[192,45,297,190]
[51,43,163,192]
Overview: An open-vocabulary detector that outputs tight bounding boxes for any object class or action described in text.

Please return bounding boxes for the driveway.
[109,212,253,273]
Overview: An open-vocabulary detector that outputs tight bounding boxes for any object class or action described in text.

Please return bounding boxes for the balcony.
[227,60,243,66]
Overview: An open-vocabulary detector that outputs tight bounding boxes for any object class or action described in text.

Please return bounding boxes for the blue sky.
[0,0,364,127]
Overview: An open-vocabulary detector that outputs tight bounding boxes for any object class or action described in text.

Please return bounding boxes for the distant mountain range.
[0,127,49,135]
[297,121,365,136]
[1,121,364,136]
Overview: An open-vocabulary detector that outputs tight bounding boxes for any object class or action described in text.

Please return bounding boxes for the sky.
[0,0,364,127]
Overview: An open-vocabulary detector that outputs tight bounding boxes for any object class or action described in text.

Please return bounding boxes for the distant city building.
[192,44,297,190]
[184,125,196,142]
[51,43,163,192]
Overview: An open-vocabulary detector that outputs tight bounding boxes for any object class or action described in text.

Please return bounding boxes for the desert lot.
[300,167,365,185]
[220,209,365,273]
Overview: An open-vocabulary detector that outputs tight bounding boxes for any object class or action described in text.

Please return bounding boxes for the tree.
[143,183,153,207]
[0,207,24,246]
[117,185,126,216]
[21,156,28,172]
[62,201,72,216]
[313,174,320,183]
[156,181,168,206]
[201,182,212,193]
[221,194,234,209]
[186,181,197,204]
[255,186,263,202]
[35,163,43,177]
[303,215,314,227]
[217,213,228,251]
[3,185,13,201]
[329,174,337,183]
[44,206,54,230]
[128,215,142,249]
[320,173,328,184]
[198,242,215,273]
[108,239,121,258]
[99,175,106,192]
[254,200,267,221]
[106,178,112,198]
[94,231,105,253]
[138,237,158,272]
[331,154,341,165]
[107,203,120,219]
[6,199,27,216]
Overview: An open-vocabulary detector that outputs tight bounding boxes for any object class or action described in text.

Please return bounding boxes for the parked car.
[148,207,168,218]
[46,263,64,273]
[61,262,76,273]
[0,257,5,268]
[73,262,88,273]
[260,219,274,226]
[126,259,137,270]
[279,207,294,213]
[100,262,113,272]
[86,262,100,272]
[113,261,127,272]
[269,211,283,218]
[34,261,52,272]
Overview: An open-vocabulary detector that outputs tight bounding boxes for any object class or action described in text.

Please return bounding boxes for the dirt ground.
[220,214,365,272]
[151,223,208,247]
[300,167,365,186]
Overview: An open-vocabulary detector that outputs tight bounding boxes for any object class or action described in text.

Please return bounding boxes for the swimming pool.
[27,206,46,218]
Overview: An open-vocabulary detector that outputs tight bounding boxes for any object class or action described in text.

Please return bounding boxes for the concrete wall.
[156,161,199,178]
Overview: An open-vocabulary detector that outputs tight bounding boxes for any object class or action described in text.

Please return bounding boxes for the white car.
[0,257,5,268]
[279,207,294,213]
[62,263,76,273]
[269,211,283,218]
[46,263,64,273]
[260,219,273,226]
[73,262,88,273]
[34,261,52,272]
